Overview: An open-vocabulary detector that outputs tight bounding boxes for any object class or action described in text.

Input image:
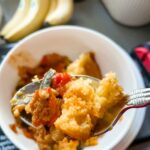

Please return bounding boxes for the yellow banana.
[46,0,58,15]
[45,0,74,25]
[1,0,30,37]
[5,0,50,42]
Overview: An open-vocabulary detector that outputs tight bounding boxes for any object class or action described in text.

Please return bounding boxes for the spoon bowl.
[11,69,150,137]
[11,69,127,136]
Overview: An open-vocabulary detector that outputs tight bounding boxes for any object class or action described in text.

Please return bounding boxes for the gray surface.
[0,0,150,149]
[128,140,150,150]
[72,0,150,52]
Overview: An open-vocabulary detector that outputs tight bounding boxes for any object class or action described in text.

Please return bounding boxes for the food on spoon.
[54,72,126,140]
[11,52,126,150]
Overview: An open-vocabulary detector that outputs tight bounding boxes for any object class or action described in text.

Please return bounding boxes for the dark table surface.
[0,0,150,149]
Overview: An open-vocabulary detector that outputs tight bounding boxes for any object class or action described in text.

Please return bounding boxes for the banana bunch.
[45,0,74,25]
[1,0,74,42]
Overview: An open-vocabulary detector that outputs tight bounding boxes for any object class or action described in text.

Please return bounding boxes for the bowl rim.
[0,25,145,150]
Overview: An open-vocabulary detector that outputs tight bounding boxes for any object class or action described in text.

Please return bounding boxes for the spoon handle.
[126,88,150,108]
[127,97,150,107]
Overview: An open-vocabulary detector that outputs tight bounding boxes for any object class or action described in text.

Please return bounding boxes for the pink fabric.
[143,53,150,73]
[135,47,149,60]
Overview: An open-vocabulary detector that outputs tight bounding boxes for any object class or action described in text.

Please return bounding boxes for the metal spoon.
[11,69,56,128]
[11,69,150,136]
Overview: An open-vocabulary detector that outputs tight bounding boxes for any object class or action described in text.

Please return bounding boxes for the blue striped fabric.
[0,44,18,150]
[0,128,17,150]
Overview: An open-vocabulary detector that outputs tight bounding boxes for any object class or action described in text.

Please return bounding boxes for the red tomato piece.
[52,73,71,88]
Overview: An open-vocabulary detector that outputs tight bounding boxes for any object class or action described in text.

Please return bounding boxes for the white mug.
[102,0,150,26]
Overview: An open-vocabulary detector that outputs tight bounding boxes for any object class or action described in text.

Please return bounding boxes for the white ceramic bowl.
[102,0,150,26]
[0,26,145,150]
